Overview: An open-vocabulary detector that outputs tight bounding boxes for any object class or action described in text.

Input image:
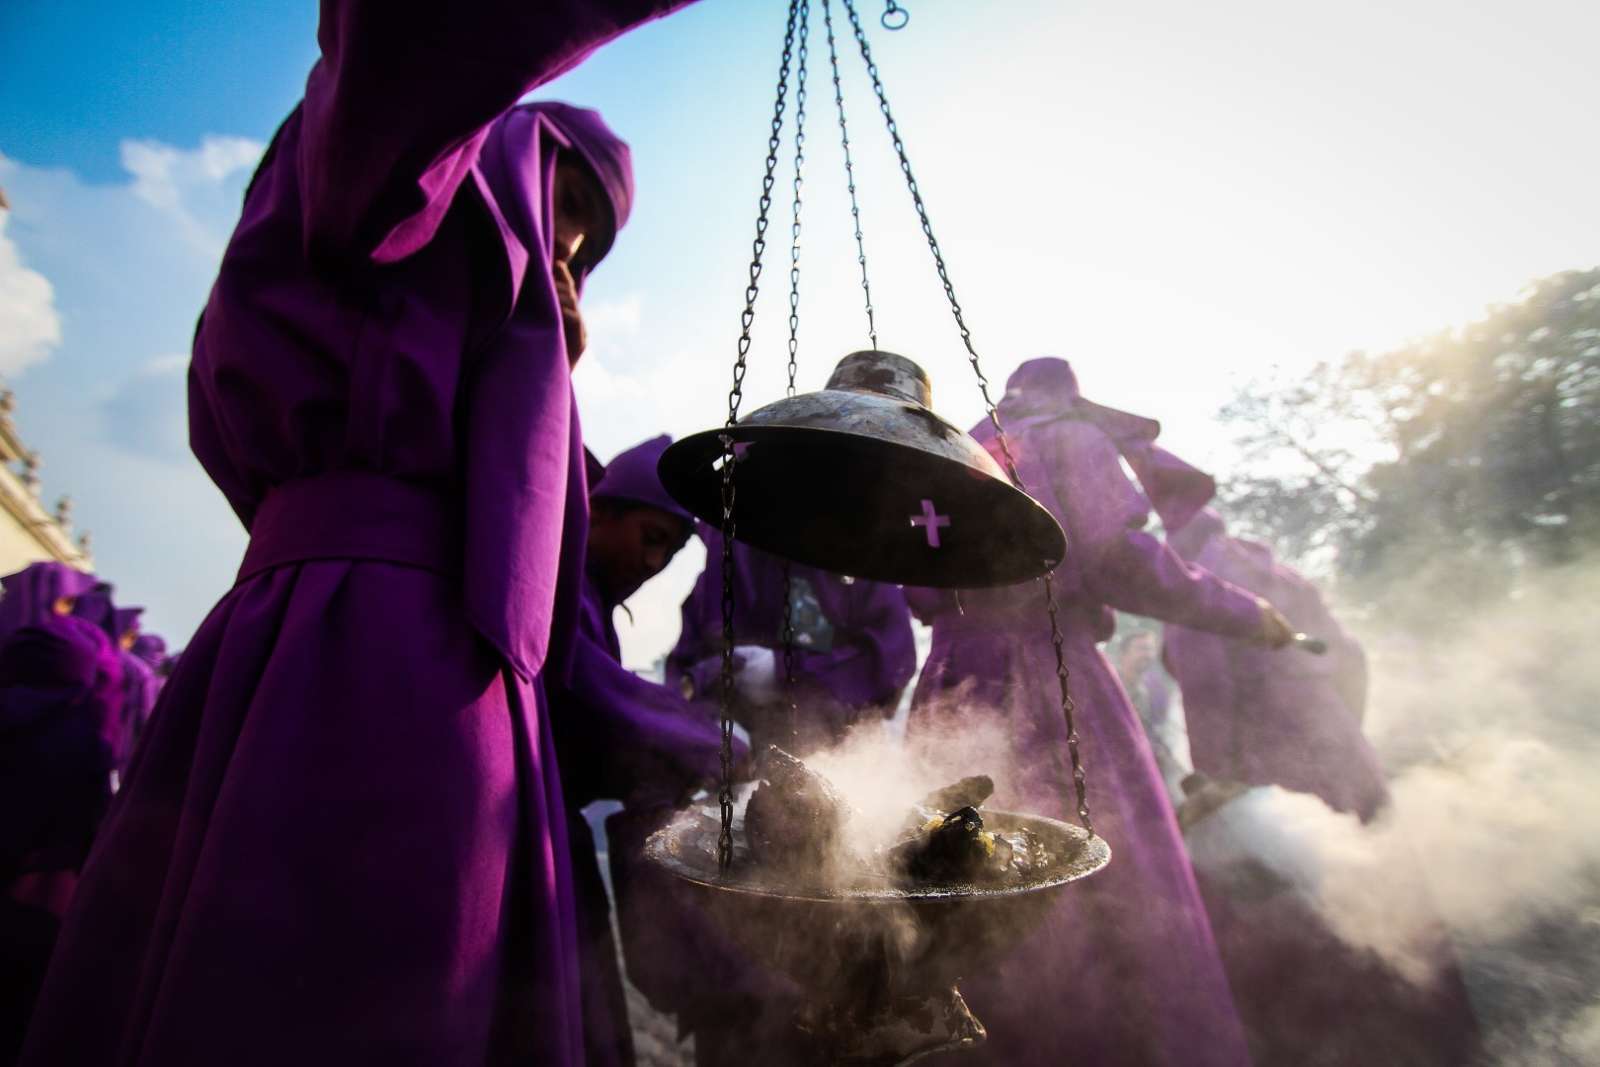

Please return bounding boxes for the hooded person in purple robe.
[545,434,728,1067]
[1165,509,1479,1064]
[130,634,168,674]
[21,4,702,1063]
[0,563,98,642]
[668,531,916,758]
[66,586,152,780]
[0,598,122,1061]
[905,358,1294,1067]
[1165,508,1383,818]
[8,571,125,771]
[100,605,157,778]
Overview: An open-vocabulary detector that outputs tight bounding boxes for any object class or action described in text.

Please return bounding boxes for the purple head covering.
[1169,507,1229,561]
[71,584,117,638]
[0,562,97,640]
[483,100,633,275]
[112,607,144,642]
[995,358,1218,531]
[131,634,168,668]
[999,357,1160,448]
[591,435,692,524]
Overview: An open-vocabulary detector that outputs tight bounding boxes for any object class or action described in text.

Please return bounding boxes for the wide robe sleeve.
[1047,421,1264,639]
[553,592,727,808]
[298,0,696,263]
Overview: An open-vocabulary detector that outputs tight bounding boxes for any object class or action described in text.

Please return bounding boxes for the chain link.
[881,0,909,30]
[839,0,1092,834]
[719,0,802,870]
[822,0,878,350]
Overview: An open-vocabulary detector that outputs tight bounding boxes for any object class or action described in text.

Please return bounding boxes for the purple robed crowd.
[19,1,703,1063]
[907,358,1266,1067]
[1,3,1486,1061]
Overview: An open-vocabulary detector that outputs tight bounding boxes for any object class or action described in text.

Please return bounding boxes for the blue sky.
[2,0,1598,666]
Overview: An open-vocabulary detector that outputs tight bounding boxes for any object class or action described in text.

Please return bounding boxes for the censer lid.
[659,350,1066,588]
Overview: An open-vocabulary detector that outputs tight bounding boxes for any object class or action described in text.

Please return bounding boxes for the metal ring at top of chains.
[718,0,803,871]
[881,1,908,30]
[822,0,878,350]
[839,0,1093,834]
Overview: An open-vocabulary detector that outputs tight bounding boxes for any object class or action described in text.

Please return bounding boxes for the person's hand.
[1253,598,1295,649]
[552,258,587,364]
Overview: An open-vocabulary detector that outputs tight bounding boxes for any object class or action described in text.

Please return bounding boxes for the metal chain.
[786,0,809,398]
[719,0,802,870]
[881,0,909,30]
[839,0,1092,834]
[822,0,878,349]
[780,0,809,747]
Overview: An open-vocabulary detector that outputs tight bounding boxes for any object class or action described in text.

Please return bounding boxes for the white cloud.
[581,294,643,337]
[121,135,264,259]
[101,354,189,463]
[0,209,63,375]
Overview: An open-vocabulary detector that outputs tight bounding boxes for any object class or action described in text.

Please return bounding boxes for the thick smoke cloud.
[1189,555,1600,1064]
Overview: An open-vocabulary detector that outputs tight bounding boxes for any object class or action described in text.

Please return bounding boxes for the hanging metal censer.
[648,2,1106,1062]
[661,349,1066,587]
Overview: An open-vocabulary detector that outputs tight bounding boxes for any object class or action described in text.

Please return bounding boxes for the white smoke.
[1184,555,1600,1061]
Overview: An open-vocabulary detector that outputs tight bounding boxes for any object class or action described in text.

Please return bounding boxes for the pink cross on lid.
[909,498,951,548]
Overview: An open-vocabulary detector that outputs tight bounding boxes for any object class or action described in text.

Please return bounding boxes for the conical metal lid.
[659,350,1066,587]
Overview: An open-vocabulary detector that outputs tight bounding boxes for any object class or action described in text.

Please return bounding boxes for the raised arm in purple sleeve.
[298,0,699,261]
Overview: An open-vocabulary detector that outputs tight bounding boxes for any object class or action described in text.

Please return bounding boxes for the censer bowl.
[645,805,1109,1062]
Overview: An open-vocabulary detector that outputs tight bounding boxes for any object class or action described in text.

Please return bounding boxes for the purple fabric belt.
[237,471,462,584]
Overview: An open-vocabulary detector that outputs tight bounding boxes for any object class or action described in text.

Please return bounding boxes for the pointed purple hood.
[591,434,691,523]
[992,358,1217,531]
[0,562,97,640]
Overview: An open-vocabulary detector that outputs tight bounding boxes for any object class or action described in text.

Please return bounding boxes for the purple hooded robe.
[21,3,697,1064]
[65,586,136,763]
[547,435,727,1067]
[1165,510,1479,1064]
[906,358,1260,1067]
[130,634,168,672]
[128,633,169,740]
[1,615,121,1061]
[0,563,98,642]
[668,530,916,756]
[1165,508,1383,818]
[6,572,126,780]
[108,606,158,776]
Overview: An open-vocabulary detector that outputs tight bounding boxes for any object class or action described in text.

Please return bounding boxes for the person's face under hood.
[550,154,614,366]
[587,502,692,605]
